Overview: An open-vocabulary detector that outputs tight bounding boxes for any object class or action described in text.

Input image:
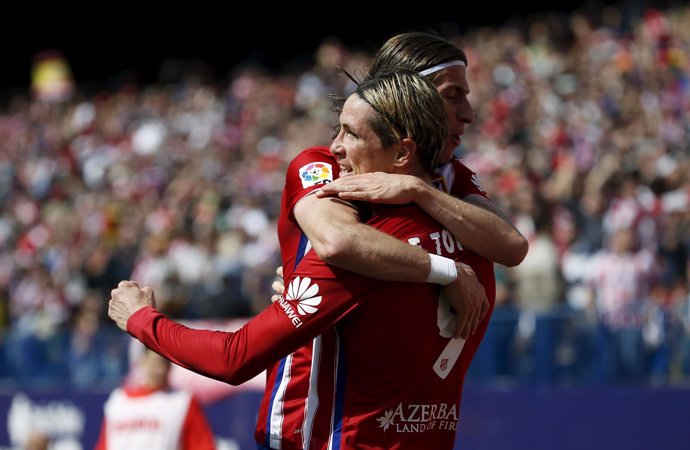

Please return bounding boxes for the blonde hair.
[354,70,447,172]
[369,31,467,83]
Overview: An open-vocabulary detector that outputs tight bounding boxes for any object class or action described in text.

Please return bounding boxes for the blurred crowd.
[0,4,689,389]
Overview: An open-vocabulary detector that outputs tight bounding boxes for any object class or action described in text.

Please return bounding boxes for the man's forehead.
[434,66,469,89]
[341,95,374,126]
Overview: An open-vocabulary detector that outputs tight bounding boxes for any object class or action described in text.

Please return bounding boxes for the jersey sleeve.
[283,147,339,220]
[449,159,489,200]
[181,395,216,450]
[126,262,367,386]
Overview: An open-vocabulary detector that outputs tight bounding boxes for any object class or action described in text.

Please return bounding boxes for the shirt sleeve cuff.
[126,305,158,339]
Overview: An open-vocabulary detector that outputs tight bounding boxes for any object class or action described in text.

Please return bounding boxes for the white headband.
[419,60,466,77]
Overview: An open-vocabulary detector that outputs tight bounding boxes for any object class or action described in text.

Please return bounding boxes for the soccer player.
[257,31,527,449]
[109,70,482,448]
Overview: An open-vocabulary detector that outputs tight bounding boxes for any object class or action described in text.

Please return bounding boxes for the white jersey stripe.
[327,333,342,450]
[269,353,293,449]
[302,336,322,448]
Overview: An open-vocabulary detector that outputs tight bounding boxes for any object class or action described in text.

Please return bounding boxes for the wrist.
[426,254,458,285]
[410,176,428,203]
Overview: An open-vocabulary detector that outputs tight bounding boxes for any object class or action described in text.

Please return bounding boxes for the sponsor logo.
[278,276,322,328]
[299,162,333,188]
[376,402,458,433]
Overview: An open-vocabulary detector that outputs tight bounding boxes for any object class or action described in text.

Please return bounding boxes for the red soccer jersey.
[286,204,490,449]
[260,146,339,449]
[127,201,484,449]
[277,146,339,281]
[126,150,496,449]
[257,152,496,449]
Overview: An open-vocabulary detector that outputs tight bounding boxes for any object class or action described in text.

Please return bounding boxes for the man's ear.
[395,138,417,168]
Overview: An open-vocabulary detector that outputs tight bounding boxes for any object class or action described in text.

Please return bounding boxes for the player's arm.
[109,277,361,385]
[317,173,528,267]
[294,193,435,281]
[415,185,527,267]
[295,195,487,338]
[285,149,486,336]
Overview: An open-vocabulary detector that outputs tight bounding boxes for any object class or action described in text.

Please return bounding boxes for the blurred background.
[1,1,689,449]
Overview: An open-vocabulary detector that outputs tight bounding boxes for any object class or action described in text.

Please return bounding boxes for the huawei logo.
[285,276,322,315]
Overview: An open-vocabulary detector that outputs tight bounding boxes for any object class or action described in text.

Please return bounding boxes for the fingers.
[458,314,472,340]
[453,304,473,340]
[468,296,489,337]
[112,280,143,297]
[479,297,490,323]
[317,184,361,199]
[272,266,285,295]
[272,280,284,295]
[452,293,488,339]
[142,286,157,308]
[271,265,285,303]
[317,177,364,194]
[453,321,464,340]
[469,306,480,336]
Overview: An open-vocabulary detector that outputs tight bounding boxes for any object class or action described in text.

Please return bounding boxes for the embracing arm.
[415,184,528,267]
[280,148,485,337]
[294,193,433,281]
[295,194,487,338]
[317,173,528,267]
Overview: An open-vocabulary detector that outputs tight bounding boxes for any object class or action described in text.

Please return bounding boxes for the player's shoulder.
[300,145,331,152]
[288,146,336,169]
[294,145,333,160]
[287,146,338,188]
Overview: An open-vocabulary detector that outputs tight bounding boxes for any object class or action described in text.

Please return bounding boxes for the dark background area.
[0,0,659,93]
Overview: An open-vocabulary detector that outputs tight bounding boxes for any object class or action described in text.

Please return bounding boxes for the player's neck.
[402,166,432,184]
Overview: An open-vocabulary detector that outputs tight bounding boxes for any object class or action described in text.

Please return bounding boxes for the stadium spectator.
[0,3,689,389]
[95,344,216,450]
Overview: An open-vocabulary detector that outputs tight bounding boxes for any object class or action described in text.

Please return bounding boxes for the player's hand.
[108,280,156,332]
[442,263,488,339]
[271,266,284,303]
[315,172,419,204]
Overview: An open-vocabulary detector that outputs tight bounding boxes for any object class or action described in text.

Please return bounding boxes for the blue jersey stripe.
[330,333,347,449]
[265,356,287,448]
[295,232,310,268]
